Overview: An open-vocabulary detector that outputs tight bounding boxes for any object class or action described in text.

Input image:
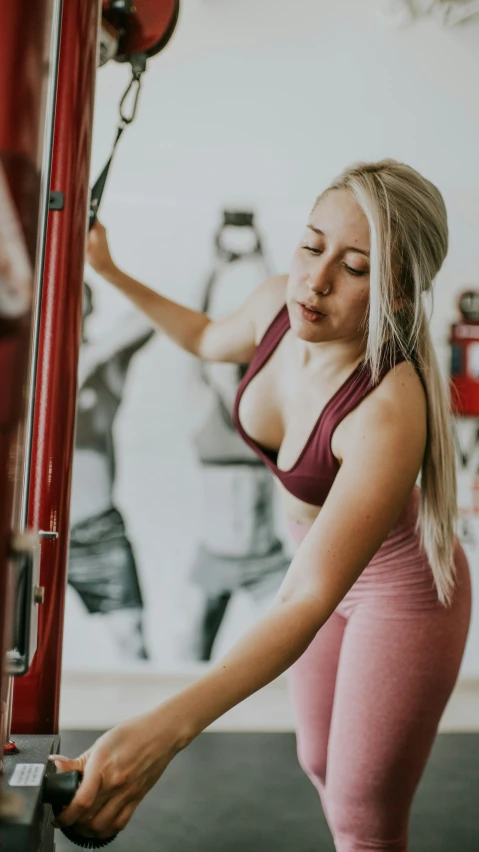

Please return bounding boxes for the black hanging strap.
[89,124,124,230]
[89,53,146,230]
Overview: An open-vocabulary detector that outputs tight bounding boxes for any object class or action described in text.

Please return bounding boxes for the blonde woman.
[53,160,471,851]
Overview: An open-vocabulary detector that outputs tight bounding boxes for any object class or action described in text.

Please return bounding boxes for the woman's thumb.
[48,752,89,772]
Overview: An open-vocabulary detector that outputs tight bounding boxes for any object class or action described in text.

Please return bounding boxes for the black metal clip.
[49,191,64,211]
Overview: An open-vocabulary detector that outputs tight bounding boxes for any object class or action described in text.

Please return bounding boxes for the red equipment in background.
[0,1,57,845]
[1,2,180,849]
[0,0,56,758]
[11,0,181,738]
[450,290,479,417]
[10,0,102,737]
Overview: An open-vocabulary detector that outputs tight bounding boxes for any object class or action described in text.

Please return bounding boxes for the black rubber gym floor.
[55,731,478,851]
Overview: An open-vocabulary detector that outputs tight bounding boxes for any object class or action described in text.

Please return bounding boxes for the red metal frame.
[0,0,54,757]
[12,0,101,735]
[7,0,180,738]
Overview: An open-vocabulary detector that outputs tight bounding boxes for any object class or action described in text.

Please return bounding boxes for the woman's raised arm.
[87,221,286,364]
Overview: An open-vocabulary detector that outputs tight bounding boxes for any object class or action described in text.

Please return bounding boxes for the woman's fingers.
[48,753,88,773]
[51,751,104,827]
[84,792,139,838]
[86,220,114,274]
[88,219,106,239]
[112,800,138,833]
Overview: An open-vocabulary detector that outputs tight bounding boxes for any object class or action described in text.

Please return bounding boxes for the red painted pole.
[0,0,55,759]
[12,0,101,734]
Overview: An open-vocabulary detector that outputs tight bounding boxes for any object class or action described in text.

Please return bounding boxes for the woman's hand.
[49,706,186,840]
[86,220,116,278]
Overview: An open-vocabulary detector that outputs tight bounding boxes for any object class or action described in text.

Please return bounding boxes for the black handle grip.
[43,769,81,809]
[43,770,117,848]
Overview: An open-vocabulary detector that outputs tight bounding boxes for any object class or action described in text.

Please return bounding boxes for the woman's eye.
[344,264,368,277]
[302,245,322,255]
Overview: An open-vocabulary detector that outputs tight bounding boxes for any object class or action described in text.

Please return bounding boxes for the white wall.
[63,0,479,682]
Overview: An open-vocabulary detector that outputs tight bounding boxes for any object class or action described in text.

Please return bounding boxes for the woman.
[53,160,471,852]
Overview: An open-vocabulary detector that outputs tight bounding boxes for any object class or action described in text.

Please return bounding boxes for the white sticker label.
[9,763,44,787]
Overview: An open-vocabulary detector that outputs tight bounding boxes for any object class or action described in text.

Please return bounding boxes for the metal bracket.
[5,532,43,677]
[49,191,64,210]
[39,530,59,540]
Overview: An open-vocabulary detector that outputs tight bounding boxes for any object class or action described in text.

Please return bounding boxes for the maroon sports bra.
[233,304,407,507]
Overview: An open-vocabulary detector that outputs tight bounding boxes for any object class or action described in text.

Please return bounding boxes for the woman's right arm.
[86,222,286,364]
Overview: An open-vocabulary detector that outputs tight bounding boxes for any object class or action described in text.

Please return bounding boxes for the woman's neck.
[294,335,367,375]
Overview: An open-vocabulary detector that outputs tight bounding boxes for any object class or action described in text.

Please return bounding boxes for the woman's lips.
[297,302,327,322]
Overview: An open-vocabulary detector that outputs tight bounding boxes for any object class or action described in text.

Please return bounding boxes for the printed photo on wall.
[181,210,291,661]
[63,208,292,671]
[68,282,154,661]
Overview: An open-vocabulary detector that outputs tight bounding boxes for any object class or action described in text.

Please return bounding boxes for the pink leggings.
[287,491,471,852]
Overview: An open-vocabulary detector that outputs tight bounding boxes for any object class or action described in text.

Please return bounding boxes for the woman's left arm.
[53,374,426,839]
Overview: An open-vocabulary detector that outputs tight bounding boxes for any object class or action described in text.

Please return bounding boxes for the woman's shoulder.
[378,358,427,409]
[335,359,427,469]
[361,358,427,443]
[252,274,288,344]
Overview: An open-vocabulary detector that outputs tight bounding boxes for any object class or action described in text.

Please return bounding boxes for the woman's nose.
[307,261,332,295]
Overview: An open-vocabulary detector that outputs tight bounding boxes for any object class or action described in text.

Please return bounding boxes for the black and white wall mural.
[64,209,293,670]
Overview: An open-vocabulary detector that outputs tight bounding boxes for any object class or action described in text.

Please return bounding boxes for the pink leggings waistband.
[288,502,470,618]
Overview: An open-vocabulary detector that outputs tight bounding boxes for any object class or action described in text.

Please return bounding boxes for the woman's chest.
[237,340,357,471]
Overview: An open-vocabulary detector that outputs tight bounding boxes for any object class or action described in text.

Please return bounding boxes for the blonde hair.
[321,159,456,606]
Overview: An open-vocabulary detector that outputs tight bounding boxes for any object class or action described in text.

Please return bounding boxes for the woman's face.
[287,188,371,348]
